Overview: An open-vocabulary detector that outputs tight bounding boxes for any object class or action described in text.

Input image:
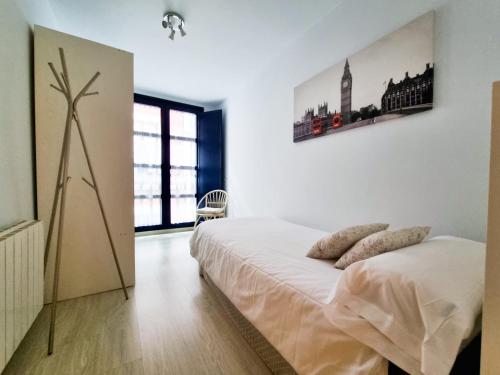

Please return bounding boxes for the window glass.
[170,139,197,167]
[134,135,161,165]
[170,197,196,224]
[134,103,161,134]
[170,169,196,196]
[170,109,196,139]
[134,167,161,197]
[134,198,162,227]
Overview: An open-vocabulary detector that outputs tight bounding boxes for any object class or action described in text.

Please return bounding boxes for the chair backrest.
[202,190,228,210]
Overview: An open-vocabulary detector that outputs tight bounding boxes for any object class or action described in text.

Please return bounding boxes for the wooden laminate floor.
[3,232,271,375]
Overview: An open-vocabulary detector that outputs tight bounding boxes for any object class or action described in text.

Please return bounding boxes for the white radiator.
[0,220,44,372]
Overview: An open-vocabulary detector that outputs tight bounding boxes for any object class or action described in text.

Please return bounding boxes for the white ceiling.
[48,0,342,107]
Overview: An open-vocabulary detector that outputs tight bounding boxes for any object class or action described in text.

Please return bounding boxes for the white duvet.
[190,217,484,375]
[190,217,387,375]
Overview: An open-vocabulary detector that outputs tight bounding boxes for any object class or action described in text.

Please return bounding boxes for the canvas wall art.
[293,12,434,142]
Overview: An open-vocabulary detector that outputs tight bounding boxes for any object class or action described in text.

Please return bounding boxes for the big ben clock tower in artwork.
[341,59,352,123]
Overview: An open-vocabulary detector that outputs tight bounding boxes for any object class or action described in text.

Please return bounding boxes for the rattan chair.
[194,190,228,228]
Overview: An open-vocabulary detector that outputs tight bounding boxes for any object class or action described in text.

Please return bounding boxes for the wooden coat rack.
[43,48,129,355]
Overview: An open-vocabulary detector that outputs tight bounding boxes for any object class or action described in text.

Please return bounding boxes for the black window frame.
[134,93,204,232]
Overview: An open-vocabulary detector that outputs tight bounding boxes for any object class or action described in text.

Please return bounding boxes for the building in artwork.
[340,59,352,123]
[293,60,434,141]
[381,63,434,114]
[293,108,314,139]
[318,102,328,117]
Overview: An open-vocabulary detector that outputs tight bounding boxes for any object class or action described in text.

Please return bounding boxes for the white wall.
[225,0,500,242]
[0,0,56,228]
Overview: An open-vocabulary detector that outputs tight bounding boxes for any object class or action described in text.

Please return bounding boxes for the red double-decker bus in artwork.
[332,113,343,129]
[311,113,344,136]
[312,117,324,135]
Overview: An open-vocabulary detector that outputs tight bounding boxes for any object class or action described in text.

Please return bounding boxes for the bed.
[190,217,484,375]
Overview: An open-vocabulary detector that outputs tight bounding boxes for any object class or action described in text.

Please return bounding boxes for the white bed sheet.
[190,217,387,375]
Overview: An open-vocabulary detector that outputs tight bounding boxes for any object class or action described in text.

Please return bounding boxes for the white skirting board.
[0,220,44,372]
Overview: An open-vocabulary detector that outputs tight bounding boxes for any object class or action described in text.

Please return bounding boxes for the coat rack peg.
[50,84,64,94]
[60,73,69,91]
[81,176,95,190]
[48,63,65,93]
[76,72,100,101]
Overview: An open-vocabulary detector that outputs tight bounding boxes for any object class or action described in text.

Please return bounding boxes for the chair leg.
[194,215,200,229]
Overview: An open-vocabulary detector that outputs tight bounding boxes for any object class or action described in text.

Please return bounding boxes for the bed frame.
[200,268,481,375]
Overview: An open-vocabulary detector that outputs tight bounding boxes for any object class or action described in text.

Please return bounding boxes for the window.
[133,94,203,231]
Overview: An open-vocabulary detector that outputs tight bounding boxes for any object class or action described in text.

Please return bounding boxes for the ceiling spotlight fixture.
[162,11,186,41]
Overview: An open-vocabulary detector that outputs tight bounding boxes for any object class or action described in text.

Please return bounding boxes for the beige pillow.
[334,226,431,269]
[307,223,389,259]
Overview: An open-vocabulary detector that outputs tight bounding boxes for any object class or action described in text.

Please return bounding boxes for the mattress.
[190,217,387,375]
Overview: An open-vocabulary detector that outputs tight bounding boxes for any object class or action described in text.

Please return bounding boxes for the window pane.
[170,197,196,224]
[134,198,162,227]
[170,169,196,196]
[134,135,161,165]
[170,110,196,139]
[134,167,161,197]
[134,103,161,134]
[170,139,196,167]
